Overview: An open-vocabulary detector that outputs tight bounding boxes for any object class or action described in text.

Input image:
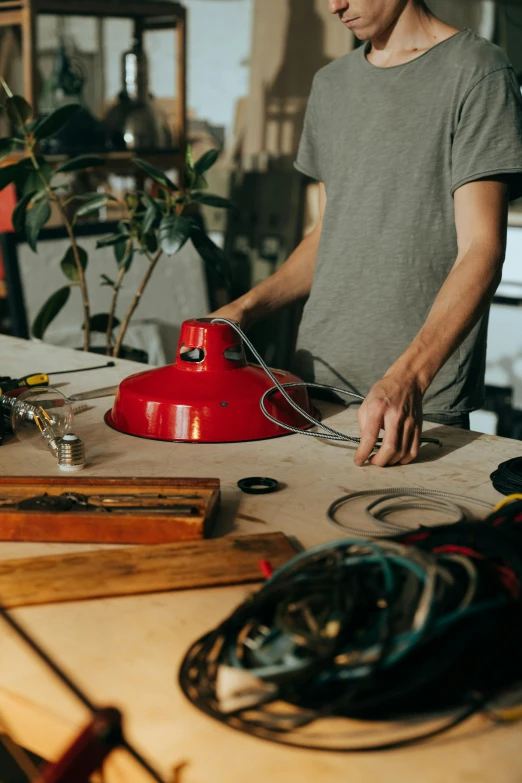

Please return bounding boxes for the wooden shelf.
[4,149,184,174]
[0,0,185,19]
[0,0,187,154]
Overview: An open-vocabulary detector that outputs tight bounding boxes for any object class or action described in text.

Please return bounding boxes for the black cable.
[490,457,522,495]
[179,515,522,752]
[47,361,116,375]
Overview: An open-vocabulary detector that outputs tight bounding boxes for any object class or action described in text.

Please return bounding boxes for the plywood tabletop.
[0,335,521,783]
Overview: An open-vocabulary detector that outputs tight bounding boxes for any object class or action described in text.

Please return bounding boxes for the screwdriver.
[0,373,49,394]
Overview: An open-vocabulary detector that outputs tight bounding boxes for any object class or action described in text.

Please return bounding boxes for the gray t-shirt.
[294,29,522,414]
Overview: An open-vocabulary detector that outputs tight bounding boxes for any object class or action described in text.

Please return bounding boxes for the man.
[211,0,522,466]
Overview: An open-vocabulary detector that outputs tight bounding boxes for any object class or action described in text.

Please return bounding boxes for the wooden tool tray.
[0,477,220,543]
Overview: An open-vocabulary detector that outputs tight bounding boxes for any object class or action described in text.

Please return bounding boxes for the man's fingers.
[369,413,403,467]
[354,406,384,466]
[388,419,414,466]
[400,424,421,465]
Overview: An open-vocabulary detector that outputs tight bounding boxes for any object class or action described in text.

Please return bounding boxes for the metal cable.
[211,319,441,448]
[327,488,493,538]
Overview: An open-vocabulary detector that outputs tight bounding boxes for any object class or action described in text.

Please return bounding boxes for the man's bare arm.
[209,183,326,328]
[355,178,509,467]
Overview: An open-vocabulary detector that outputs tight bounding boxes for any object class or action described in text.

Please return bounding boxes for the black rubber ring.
[237,477,280,495]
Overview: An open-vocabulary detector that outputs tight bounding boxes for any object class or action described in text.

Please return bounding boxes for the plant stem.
[111,191,178,357]
[28,151,91,350]
[112,248,162,358]
[105,238,132,355]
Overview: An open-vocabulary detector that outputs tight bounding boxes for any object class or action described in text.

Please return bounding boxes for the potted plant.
[0,81,233,359]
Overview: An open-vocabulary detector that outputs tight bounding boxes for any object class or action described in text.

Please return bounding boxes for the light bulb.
[10,387,73,453]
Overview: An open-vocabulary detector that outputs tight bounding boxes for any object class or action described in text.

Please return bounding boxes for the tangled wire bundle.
[179,500,522,751]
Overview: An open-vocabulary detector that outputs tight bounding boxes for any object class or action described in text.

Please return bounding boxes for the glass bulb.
[11,387,73,451]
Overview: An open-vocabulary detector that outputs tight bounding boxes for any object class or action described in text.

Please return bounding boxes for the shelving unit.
[0,0,188,337]
[0,0,187,165]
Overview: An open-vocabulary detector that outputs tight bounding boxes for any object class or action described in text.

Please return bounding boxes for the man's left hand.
[354,374,424,467]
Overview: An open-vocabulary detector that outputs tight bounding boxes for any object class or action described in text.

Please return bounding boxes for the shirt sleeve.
[451,67,522,201]
[295,76,323,181]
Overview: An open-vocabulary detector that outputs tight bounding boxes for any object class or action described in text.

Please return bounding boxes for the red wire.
[432,545,484,559]
[259,560,273,579]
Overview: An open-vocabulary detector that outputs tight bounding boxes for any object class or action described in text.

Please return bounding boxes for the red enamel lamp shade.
[105,319,315,443]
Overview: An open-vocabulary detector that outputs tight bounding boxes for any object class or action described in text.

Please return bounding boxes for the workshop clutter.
[180,498,522,751]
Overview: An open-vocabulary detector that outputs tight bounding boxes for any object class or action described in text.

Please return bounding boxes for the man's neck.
[367,1,460,68]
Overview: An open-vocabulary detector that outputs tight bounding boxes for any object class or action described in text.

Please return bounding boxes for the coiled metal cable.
[211,318,441,448]
[327,487,493,538]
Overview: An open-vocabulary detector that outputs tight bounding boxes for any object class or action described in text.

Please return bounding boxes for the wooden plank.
[0,477,220,543]
[0,533,297,608]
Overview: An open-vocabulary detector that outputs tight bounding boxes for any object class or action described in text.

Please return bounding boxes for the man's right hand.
[206,300,251,330]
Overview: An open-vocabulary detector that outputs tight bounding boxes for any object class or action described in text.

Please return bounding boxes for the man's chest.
[314,79,456,189]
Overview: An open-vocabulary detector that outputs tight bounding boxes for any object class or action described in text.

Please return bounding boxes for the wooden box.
[0,477,220,544]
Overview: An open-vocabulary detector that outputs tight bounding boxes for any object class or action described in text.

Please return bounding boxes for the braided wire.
[211,319,441,448]
[328,487,493,538]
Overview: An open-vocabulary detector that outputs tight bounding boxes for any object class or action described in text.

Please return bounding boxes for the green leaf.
[0,162,22,192]
[6,95,32,127]
[11,190,36,233]
[96,233,127,249]
[194,148,219,175]
[114,238,127,265]
[191,192,234,209]
[0,137,17,161]
[33,104,81,141]
[193,174,208,191]
[125,192,140,211]
[141,202,161,235]
[74,195,108,220]
[143,232,158,254]
[133,158,178,192]
[31,189,51,204]
[25,198,50,252]
[71,191,117,202]
[54,155,104,174]
[115,239,134,272]
[17,156,52,197]
[183,144,196,190]
[31,286,70,339]
[191,225,232,287]
[100,273,115,287]
[158,215,191,255]
[186,144,195,170]
[60,245,88,282]
[88,313,121,333]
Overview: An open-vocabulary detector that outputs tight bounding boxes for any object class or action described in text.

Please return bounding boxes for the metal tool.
[14,492,199,515]
[68,385,119,402]
[0,372,49,394]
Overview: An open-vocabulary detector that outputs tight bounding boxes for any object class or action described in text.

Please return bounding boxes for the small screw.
[220,402,229,407]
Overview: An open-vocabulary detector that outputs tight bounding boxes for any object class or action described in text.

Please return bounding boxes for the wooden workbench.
[0,335,521,783]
